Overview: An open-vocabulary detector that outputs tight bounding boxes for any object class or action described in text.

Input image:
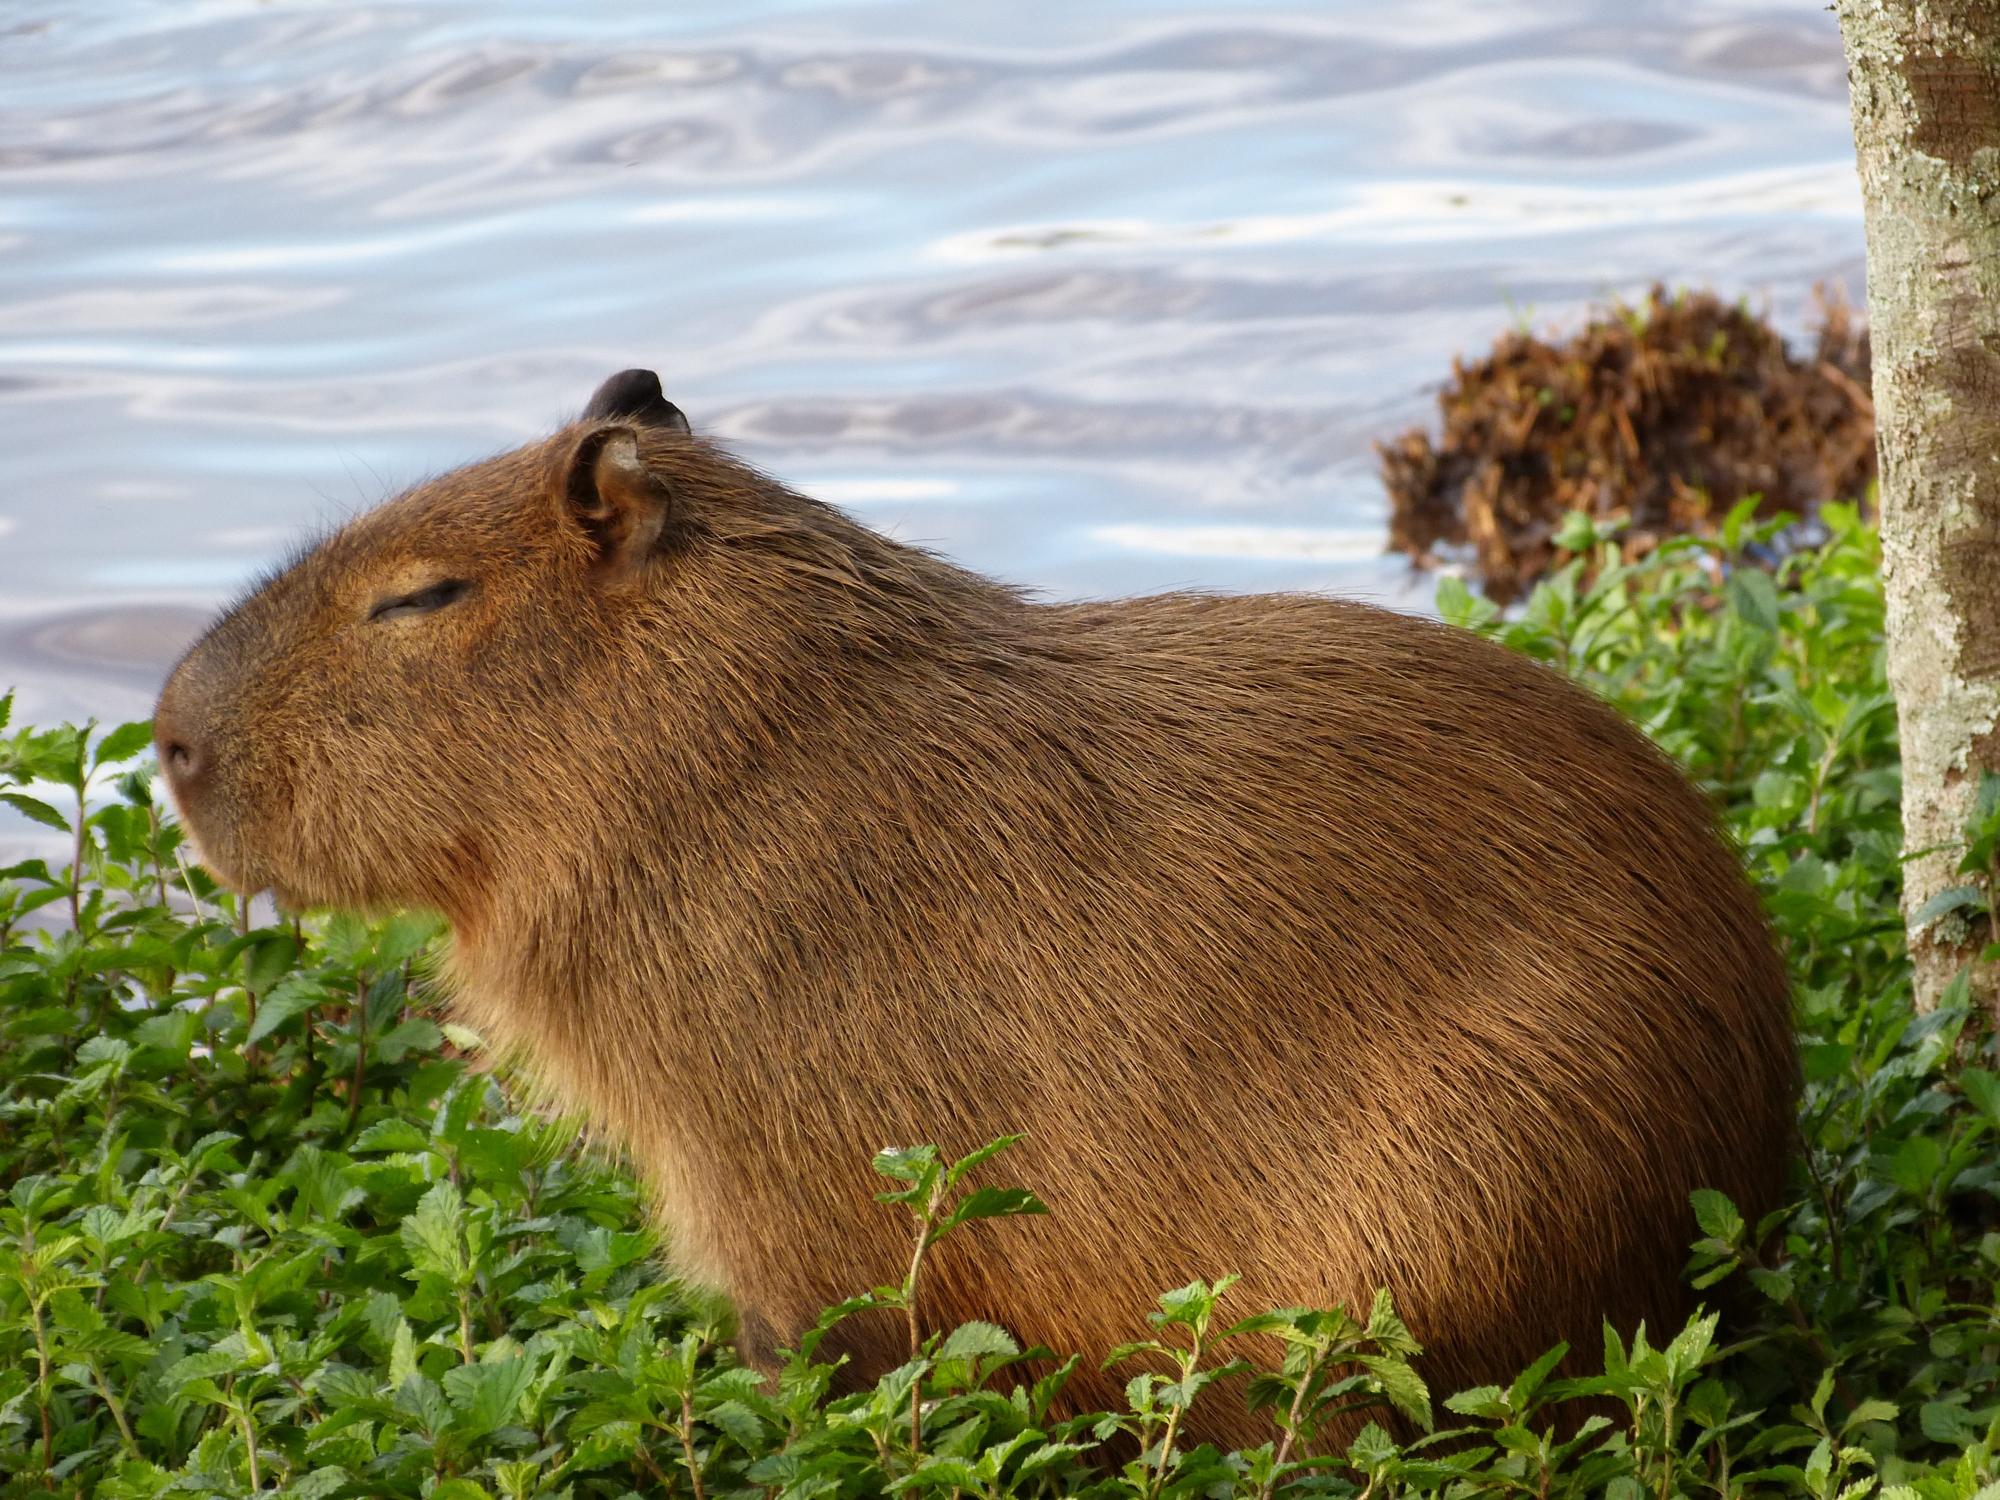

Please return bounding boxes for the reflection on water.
[0,0,1861,736]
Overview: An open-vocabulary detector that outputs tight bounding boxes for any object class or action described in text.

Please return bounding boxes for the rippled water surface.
[1,0,1862,728]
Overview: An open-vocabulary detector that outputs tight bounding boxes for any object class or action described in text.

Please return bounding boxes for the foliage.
[3,503,1997,1497]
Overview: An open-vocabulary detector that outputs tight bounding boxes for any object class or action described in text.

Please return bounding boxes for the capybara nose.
[152,697,209,801]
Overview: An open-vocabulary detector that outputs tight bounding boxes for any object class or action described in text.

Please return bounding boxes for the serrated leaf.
[1747,1266,1795,1304]
[936,1185,1047,1236]
[389,1319,419,1389]
[872,1144,940,1185]
[1346,1420,1399,1469]
[702,1396,765,1450]
[76,1035,132,1069]
[92,721,155,769]
[1689,1189,1744,1242]
[1663,1312,1717,1383]
[1356,1354,1432,1431]
[242,933,301,996]
[943,1133,1026,1188]
[243,974,324,1047]
[1844,1398,1897,1429]
[1445,1385,1510,1420]
[352,1118,433,1153]
[1920,1400,1977,1444]
[443,1353,534,1437]
[1,792,69,832]
[939,1320,1019,1363]
[401,1181,469,1281]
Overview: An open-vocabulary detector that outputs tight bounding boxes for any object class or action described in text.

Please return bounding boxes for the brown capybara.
[155,369,1796,1446]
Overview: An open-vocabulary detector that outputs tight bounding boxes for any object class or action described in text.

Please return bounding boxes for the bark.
[1836,0,2000,1013]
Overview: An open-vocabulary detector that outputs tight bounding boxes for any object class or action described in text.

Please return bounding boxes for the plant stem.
[30,1290,54,1474]
[634,1439,678,1495]
[1257,1347,1323,1500]
[678,1391,710,1500]
[904,1179,944,1463]
[1147,1329,1208,1500]
[92,1361,140,1457]
[238,1400,262,1491]
[69,780,87,931]
[345,981,369,1137]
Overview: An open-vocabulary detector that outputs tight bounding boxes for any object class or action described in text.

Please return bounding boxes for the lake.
[0,0,1862,732]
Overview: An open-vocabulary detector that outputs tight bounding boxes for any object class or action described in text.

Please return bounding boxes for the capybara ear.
[582,368,690,435]
[562,426,673,578]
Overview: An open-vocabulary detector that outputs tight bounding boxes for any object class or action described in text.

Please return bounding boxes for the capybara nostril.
[152,702,208,796]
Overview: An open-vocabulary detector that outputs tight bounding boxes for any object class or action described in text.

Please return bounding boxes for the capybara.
[155,369,1797,1445]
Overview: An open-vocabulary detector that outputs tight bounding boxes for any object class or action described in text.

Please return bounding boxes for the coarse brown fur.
[155,373,1798,1448]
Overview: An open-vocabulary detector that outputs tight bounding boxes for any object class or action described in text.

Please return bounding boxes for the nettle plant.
[2,507,1999,1499]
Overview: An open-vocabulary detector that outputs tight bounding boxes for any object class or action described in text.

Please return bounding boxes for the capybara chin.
[154,368,1796,1446]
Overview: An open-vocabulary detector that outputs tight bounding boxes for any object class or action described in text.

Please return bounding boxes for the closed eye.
[369,578,472,623]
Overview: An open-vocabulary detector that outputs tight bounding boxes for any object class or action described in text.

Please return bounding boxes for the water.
[0,0,1862,734]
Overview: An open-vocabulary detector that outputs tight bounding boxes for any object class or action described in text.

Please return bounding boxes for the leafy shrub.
[3,501,1996,1498]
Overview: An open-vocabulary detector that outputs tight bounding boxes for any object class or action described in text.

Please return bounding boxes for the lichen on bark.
[1836,0,2000,1012]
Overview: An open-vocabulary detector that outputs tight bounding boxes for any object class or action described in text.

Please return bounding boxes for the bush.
[2,500,1996,1498]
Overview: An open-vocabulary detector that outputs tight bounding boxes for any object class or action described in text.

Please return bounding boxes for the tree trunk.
[1836,0,2000,1013]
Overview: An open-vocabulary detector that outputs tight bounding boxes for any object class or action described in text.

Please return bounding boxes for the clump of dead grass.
[1380,285,1874,602]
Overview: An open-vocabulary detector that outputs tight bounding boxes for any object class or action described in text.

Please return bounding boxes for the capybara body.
[156,371,1797,1446]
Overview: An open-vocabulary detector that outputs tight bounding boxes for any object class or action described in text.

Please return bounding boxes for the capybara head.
[155,368,1797,1450]
[155,369,944,921]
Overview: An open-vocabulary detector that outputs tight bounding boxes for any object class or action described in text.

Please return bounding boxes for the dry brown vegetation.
[1380,286,1875,602]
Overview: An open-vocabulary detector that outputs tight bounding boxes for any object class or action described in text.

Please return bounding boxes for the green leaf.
[1355,1354,1432,1431]
[1844,1398,1897,1430]
[91,721,155,769]
[401,1181,470,1281]
[1662,1313,1717,1384]
[443,1353,534,1437]
[1346,1420,1400,1470]
[872,1144,941,1184]
[243,973,324,1047]
[943,1133,1027,1188]
[1689,1189,1744,1243]
[242,933,301,995]
[1508,1343,1569,1409]
[352,1118,434,1153]
[1888,1135,1946,1197]
[1554,509,1601,553]
[389,1319,419,1389]
[1727,566,1780,633]
[1747,1267,1795,1304]
[938,1320,1020,1363]
[1436,575,1500,630]
[703,1397,766,1451]
[1,792,70,832]
[1919,1400,1977,1444]
[936,1185,1048,1236]
[1445,1385,1511,1420]
[376,908,446,965]
[1912,885,1986,928]
[1364,1286,1418,1353]
[1961,1068,2000,1125]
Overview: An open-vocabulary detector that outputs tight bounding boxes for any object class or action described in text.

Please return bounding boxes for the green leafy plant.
[3,508,1997,1497]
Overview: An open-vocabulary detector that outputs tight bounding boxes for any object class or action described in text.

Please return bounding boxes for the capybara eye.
[368,578,471,623]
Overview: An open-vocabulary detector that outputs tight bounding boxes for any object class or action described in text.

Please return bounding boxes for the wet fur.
[157,408,1798,1447]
